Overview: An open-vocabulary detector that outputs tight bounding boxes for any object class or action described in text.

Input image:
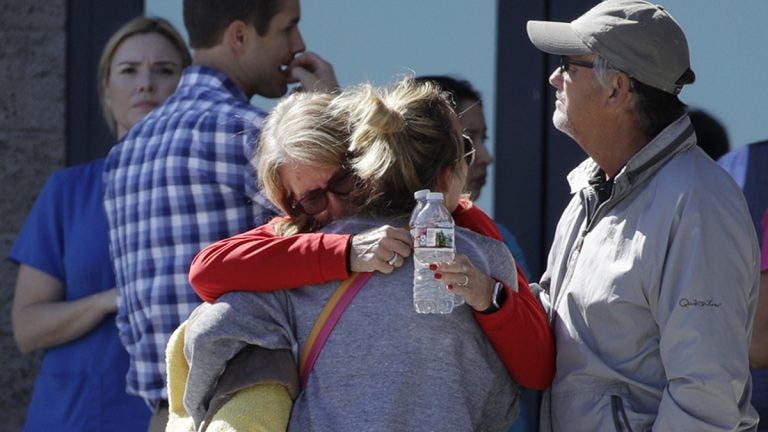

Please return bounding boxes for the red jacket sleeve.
[189,217,350,303]
[472,272,556,389]
[453,199,556,389]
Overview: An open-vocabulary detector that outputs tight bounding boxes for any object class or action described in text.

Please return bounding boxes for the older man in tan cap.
[526,1,760,430]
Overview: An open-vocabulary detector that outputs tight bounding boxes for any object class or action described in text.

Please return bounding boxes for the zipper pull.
[575,230,587,252]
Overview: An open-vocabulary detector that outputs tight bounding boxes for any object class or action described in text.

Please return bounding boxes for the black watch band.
[478,281,507,314]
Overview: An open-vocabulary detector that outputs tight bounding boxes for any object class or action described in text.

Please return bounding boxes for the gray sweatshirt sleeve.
[183,291,298,427]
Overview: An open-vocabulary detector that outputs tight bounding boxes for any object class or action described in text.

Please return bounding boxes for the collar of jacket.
[567,114,696,203]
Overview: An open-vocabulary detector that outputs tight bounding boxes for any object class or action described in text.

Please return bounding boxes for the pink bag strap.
[298,271,373,389]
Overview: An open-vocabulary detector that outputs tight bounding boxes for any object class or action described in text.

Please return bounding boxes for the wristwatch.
[479,281,506,314]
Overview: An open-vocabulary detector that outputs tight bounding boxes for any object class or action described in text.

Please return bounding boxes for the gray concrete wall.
[0,0,66,429]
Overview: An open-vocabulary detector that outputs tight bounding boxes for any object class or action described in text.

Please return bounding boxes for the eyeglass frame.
[288,167,358,216]
[462,134,476,166]
[559,56,637,92]
[559,56,594,73]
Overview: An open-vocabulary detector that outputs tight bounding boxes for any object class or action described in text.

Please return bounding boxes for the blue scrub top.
[8,159,150,432]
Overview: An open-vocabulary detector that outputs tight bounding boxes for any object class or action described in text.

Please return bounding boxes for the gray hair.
[591,54,687,140]
[591,55,622,89]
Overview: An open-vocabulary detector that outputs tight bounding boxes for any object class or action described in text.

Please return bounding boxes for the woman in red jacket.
[188,82,554,391]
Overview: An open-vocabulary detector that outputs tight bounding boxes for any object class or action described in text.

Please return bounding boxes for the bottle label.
[413,227,454,248]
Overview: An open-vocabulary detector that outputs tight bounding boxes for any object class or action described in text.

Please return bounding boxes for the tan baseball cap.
[527,0,695,95]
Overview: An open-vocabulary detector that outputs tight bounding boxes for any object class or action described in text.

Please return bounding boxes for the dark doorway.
[67,0,144,165]
[495,0,594,279]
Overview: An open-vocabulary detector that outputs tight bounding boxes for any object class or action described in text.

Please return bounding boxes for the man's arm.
[653,206,758,430]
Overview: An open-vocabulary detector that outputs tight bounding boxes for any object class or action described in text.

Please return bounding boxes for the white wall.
[145,0,498,214]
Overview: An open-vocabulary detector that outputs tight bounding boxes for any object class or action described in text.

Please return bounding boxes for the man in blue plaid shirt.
[102,0,338,428]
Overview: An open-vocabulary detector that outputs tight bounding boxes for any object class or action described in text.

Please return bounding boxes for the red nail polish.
[434,273,442,280]
[429,264,438,271]
[447,285,454,290]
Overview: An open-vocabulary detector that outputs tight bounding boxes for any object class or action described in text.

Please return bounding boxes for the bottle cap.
[414,189,429,199]
[426,192,444,200]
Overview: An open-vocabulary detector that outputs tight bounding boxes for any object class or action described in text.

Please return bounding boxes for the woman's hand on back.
[350,225,412,274]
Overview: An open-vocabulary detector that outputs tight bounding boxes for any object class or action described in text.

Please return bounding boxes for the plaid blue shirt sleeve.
[103,66,278,404]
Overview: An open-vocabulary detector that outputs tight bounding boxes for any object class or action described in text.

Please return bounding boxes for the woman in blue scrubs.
[7,16,190,431]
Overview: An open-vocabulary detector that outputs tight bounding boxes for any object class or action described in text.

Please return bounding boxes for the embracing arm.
[192,200,478,304]
[436,257,555,389]
[448,199,556,389]
[189,218,413,303]
[189,219,349,303]
[473,268,555,389]
[11,265,117,353]
[190,200,491,303]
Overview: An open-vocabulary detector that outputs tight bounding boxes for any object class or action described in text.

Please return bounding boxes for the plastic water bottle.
[412,192,458,314]
[409,189,429,231]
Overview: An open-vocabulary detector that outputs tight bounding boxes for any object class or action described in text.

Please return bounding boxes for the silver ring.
[387,253,399,266]
[458,274,469,287]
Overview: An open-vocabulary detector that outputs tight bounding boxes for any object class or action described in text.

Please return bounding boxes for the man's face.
[548,55,603,142]
[243,0,306,98]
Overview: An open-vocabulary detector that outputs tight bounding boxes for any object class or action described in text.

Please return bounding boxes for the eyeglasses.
[559,56,594,73]
[462,135,476,165]
[457,100,481,119]
[289,168,358,216]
